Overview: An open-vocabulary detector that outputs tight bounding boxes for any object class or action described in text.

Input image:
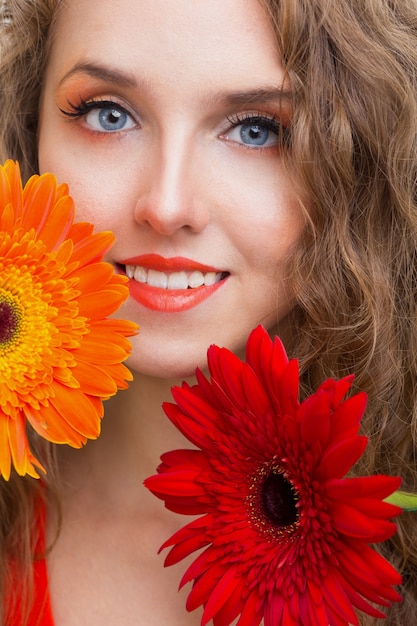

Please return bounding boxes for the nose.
[134,132,210,236]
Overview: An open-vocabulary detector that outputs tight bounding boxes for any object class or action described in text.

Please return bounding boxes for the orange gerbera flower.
[0,160,137,479]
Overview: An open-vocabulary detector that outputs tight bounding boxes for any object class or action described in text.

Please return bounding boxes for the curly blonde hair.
[1,0,417,624]
[262,1,417,623]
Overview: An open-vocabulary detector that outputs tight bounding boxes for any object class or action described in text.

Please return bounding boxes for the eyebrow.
[58,61,292,106]
[215,87,293,108]
[58,62,138,89]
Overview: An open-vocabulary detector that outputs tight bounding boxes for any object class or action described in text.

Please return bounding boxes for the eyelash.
[59,97,128,118]
[59,98,132,119]
[59,99,290,146]
[226,112,290,145]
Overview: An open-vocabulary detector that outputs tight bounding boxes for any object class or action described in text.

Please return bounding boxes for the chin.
[126,351,205,382]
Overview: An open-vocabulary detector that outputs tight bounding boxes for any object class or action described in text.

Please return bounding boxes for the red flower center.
[247,463,300,541]
[261,470,299,528]
[0,295,22,347]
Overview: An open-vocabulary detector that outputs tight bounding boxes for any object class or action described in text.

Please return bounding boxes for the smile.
[118,254,229,312]
[125,265,223,290]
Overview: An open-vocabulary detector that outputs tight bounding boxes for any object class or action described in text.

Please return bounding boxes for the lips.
[119,254,228,312]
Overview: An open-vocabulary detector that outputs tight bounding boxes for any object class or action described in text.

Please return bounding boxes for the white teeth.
[147,269,168,288]
[168,271,188,289]
[133,266,147,282]
[188,271,205,288]
[125,265,223,289]
[204,272,217,286]
[126,264,135,279]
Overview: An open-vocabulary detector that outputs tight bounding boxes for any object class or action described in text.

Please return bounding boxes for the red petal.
[236,589,264,626]
[246,326,289,405]
[212,582,244,626]
[273,358,300,416]
[241,365,272,416]
[316,436,367,479]
[331,502,398,541]
[325,475,402,501]
[159,448,207,471]
[144,469,205,498]
[344,497,401,520]
[330,374,355,407]
[207,346,248,410]
[201,566,242,626]
[263,592,284,626]
[187,562,226,614]
[330,392,368,439]
[334,543,402,602]
[164,530,211,566]
[180,545,214,586]
[319,573,359,624]
[266,598,298,626]
[299,392,331,450]
[165,387,220,448]
[333,567,396,619]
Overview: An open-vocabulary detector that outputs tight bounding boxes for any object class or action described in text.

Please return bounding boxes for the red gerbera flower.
[145,325,402,626]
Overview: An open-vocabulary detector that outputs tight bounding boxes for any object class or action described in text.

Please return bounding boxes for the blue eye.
[86,105,135,132]
[225,115,283,148]
[238,123,273,146]
[60,99,136,133]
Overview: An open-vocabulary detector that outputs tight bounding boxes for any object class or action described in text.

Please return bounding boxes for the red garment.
[5,499,54,626]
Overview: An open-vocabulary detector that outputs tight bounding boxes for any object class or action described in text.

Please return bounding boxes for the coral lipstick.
[121,253,219,273]
[119,254,227,312]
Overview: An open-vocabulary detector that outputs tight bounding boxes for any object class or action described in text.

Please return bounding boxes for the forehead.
[47,0,283,91]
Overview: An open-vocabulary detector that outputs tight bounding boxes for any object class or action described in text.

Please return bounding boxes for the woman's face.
[38,0,305,377]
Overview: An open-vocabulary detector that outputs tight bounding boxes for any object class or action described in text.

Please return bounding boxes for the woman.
[0,0,417,624]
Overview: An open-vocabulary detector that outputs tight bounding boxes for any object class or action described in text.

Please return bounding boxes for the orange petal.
[70,360,119,396]
[77,330,131,364]
[1,160,23,218]
[90,318,139,337]
[77,287,128,318]
[35,196,75,250]
[25,403,87,447]
[71,262,115,293]
[48,383,103,440]
[0,410,12,480]
[22,173,60,235]
[8,411,44,478]
[0,202,16,232]
[67,221,94,244]
[70,231,115,267]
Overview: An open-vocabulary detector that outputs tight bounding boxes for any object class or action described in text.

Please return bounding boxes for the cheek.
[220,166,305,266]
[38,140,133,228]
[38,102,138,227]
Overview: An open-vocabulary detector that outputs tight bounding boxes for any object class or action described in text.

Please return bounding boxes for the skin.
[38,0,305,379]
[37,0,306,623]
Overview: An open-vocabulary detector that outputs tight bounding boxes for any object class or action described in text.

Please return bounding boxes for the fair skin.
[37,0,305,623]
